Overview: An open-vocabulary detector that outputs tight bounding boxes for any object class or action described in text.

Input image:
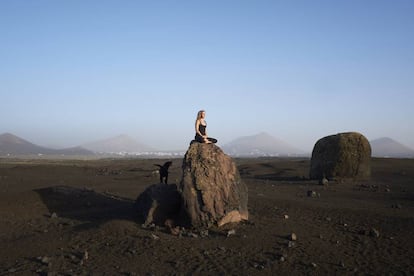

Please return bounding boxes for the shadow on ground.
[34,186,139,230]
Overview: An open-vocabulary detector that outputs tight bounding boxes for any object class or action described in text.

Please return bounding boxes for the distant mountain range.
[222,132,305,157]
[0,133,93,156]
[82,134,155,153]
[1,132,413,158]
[370,137,414,158]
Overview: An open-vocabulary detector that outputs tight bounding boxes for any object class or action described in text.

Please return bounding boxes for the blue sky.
[1,0,413,151]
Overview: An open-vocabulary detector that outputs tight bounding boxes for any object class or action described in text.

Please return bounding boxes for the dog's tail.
[154,164,162,168]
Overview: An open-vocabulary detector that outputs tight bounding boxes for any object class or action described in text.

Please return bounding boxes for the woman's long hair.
[196,110,205,120]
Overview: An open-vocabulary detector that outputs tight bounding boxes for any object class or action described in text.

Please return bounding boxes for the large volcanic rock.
[310,132,371,180]
[179,142,248,227]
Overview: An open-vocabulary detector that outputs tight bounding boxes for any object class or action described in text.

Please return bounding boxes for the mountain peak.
[0,132,29,145]
[370,137,414,158]
[0,132,93,156]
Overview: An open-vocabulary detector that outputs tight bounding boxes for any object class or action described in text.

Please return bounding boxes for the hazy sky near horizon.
[1,0,413,151]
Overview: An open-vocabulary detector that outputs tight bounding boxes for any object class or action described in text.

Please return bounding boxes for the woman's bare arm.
[195,120,202,136]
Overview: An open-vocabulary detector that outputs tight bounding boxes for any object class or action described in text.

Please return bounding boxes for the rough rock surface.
[310,132,371,180]
[179,142,248,227]
[134,184,181,226]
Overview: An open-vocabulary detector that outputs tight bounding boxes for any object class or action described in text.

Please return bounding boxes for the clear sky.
[1,0,413,151]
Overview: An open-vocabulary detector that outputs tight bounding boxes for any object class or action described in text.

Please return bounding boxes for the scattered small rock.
[38,256,50,265]
[200,229,209,238]
[369,228,380,238]
[187,232,199,238]
[279,256,285,262]
[253,263,265,270]
[340,260,346,268]
[392,204,402,209]
[83,250,88,261]
[307,190,320,198]
[290,233,297,241]
[385,188,391,192]
[150,234,160,240]
[227,229,236,237]
[311,262,318,268]
[288,241,296,248]
[169,226,181,236]
[50,212,58,219]
[319,177,329,186]
[283,214,289,219]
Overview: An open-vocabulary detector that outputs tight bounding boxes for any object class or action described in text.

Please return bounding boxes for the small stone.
[283,214,289,219]
[311,262,318,268]
[150,234,160,240]
[253,263,265,270]
[288,241,295,248]
[319,177,329,186]
[385,188,391,192]
[307,190,317,197]
[200,229,209,238]
[369,228,380,238]
[50,212,58,219]
[227,229,236,237]
[83,250,88,261]
[40,256,50,265]
[187,232,199,238]
[325,217,332,222]
[340,261,346,268]
[169,226,181,236]
[290,233,297,241]
[279,256,285,262]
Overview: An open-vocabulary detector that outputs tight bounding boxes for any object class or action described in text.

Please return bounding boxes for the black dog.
[154,161,172,184]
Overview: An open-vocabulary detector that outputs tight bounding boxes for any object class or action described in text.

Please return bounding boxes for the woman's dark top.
[194,121,217,143]
[199,123,206,136]
[195,122,207,142]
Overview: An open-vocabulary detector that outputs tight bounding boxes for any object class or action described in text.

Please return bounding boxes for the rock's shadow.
[34,186,138,230]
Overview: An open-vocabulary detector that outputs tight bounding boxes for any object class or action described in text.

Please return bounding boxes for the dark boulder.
[179,143,248,227]
[134,183,181,226]
[310,132,371,180]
